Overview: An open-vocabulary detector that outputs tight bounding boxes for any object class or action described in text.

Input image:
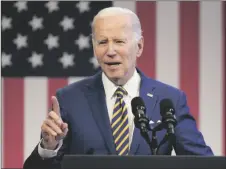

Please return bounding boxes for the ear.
[92,38,97,56]
[136,36,144,58]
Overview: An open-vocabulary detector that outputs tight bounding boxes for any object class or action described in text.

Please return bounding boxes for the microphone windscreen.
[131,97,145,116]
[160,99,175,116]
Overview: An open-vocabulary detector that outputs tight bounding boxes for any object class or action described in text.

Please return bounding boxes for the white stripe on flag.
[156,1,180,88]
[199,1,223,155]
[24,78,48,160]
[156,1,180,155]
[113,1,136,13]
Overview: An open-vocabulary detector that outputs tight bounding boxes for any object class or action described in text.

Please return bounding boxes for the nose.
[106,42,116,57]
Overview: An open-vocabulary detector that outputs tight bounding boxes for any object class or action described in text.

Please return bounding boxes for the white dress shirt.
[38,70,141,158]
[102,70,141,147]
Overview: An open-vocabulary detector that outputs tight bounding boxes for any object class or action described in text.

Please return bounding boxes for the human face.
[92,14,143,85]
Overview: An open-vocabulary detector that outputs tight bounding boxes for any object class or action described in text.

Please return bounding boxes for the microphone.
[155,99,177,155]
[131,97,150,134]
[131,97,157,154]
[159,99,177,135]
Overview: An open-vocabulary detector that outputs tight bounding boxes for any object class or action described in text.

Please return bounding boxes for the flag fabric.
[1,1,225,168]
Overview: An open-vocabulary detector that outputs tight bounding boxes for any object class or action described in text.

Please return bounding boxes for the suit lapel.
[129,70,158,155]
[84,72,116,154]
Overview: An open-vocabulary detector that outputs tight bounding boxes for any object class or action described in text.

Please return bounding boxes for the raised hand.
[41,96,68,150]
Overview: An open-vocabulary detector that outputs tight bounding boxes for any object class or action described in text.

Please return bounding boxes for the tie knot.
[115,86,127,98]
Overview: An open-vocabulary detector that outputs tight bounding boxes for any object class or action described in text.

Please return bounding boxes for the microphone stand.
[140,128,159,155]
[155,118,177,155]
[136,118,176,155]
[149,121,164,155]
[139,120,161,155]
[140,129,155,155]
[167,133,176,155]
[135,117,157,155]
[150,130,158,155]
[156,132,176,155]
[150,120,176,155]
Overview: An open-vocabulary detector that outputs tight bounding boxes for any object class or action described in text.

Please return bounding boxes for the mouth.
[105,62,121,66]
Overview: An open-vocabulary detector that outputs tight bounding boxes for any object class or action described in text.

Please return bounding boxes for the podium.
[61,155,226,169]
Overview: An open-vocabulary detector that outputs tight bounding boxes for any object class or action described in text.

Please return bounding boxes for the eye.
[116,40,124,44]
[97,40,107,45]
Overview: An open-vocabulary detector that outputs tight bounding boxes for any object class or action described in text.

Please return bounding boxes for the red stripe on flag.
[223,1,226,155]
[179,2,200,126]
[3,78,24,168]
[136,1,156,78]
[48,78,68,110]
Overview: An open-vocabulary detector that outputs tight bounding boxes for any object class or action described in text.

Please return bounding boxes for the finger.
[51,96,60,116]
[56,128,68,141]
[42,124,57,136]
[61,123,68,130]
[45,119,63,134]
[63,127,68,135]
[48,111,62,126]
[62,123,68,135]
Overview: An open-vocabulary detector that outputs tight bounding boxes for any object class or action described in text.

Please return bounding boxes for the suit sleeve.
[23,89,71,169]
[173,91,214,155]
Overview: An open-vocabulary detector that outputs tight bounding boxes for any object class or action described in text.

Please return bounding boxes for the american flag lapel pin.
[147,93,153,98]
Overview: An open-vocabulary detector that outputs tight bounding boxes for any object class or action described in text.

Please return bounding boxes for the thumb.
[51,96,60,116]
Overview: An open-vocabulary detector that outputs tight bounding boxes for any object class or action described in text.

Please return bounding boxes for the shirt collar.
[102,69,141,99]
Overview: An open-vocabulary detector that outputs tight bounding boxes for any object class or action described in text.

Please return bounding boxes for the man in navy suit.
[23,6,213,169]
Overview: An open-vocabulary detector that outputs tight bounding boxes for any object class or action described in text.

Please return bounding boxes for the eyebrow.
[97,37,128,41]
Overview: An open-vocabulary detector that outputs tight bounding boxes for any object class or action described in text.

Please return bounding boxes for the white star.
[59,52,75,69]
[29,15,44,31]
[59,16,74,32]
[2,16,12,31]
[28,52,43,68]
[14,1,28,12]
[76,2,90,13]
[44,34,59,50]
[75,34,90,51]
[89,56,99,69]
[45,1,59,13]
[13,34,28,50]
[2,52,12,68]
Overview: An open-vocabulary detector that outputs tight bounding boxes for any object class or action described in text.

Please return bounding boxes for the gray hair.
[91,7,143,42]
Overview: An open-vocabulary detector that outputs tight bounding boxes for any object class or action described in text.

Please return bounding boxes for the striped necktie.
[111,86,129,155]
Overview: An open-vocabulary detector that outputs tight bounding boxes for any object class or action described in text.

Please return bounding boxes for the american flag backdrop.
[1,1,225,168]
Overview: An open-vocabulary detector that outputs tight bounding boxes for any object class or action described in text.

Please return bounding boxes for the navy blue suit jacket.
[23,69,213,169]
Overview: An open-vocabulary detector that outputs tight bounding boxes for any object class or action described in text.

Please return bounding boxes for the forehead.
[93,15,133,38]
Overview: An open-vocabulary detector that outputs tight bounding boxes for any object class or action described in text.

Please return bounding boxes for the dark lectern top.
[61,155,226,169]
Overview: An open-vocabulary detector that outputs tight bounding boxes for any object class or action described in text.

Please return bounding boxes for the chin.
[106,73,128,85]
[108,75,123,81]
[106,71,124,79]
